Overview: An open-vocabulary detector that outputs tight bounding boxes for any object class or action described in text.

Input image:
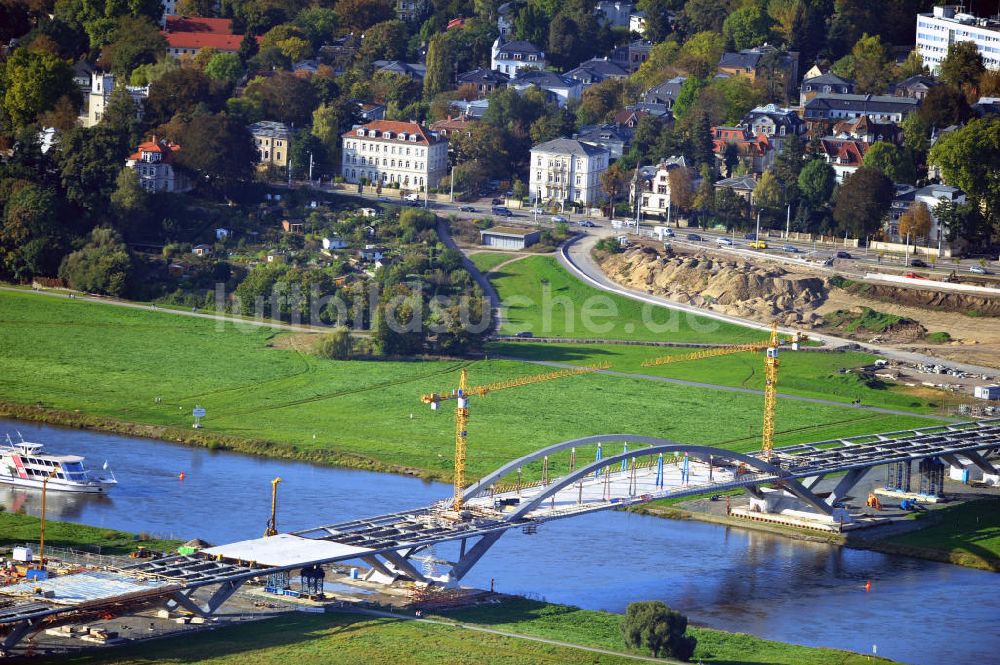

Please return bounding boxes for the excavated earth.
[599,246,1000,368]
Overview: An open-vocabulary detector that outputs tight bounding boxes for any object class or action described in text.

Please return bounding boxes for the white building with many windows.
[81,72,148,128]
[491,38,547,76]
[916,5,1000,73]
[529,138,609,206]
[125,136,192,193]
[341,120,448,190]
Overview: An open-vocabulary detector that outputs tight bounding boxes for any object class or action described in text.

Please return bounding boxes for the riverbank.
[635,496,1000,572]
[0,511,181,556]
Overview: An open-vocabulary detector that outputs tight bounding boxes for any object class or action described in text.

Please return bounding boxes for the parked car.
[909,258,929,268]
[551,215,568,224]
[492,206,513,217]
[404,193,421,202]
[459,206,476,213]
[821,257,834,266]
[749,240,768,249]
[835,251,853,259]
[514,331,534,338]
[578,220,597,228]
[781,245,799,253]
[716,237,733,246]
[686,233,702,241]
[491,198,504,205]
[970,265,992,274]
[744,232,757,240]
[662,228,675,238]
[529,207,544,214]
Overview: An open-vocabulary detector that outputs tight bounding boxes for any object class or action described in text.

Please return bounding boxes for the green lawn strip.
[874,498,1000,570]
[0,291,934,482]
[0,511,181,556]
[444,599,895,665]
[487,256,761,343]
[487,341,939,413]
[33,612,641,665]
[468,251,519,273]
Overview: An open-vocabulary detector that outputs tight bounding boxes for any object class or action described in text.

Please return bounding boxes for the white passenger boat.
[0,435,116,493]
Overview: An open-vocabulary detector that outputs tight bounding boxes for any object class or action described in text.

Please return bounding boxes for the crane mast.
[423,363,610,511]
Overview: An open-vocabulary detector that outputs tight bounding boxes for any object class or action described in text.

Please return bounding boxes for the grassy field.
[0,511,180,555]
[28,602,895,665]
[488,341,944,413]
[468,251,519,273]
[445,599,893,665]
[31,612,642,665]
[0,291,933,481]
[486,255,763,343]
[876,498,1000,570]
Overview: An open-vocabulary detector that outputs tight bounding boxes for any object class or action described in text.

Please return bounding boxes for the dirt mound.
[833,279,1000,317]
[601,248,828,327]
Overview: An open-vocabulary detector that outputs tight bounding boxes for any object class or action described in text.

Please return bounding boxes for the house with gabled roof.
[818,138,869,183]
[125,136,192,193]
[341,120,449,190]
[491,38,546,76]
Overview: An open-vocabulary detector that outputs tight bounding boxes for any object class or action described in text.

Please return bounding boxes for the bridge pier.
[167,579,246,617]
[0,618,34,656]
[444,532,504,583]
[825,468,867,507]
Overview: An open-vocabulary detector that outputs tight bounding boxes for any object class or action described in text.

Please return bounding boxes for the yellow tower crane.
[264,476,282,537]
[422,363,610,512]
[640,322,803,459]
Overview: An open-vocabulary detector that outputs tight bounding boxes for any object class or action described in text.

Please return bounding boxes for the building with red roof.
[818,138,869,183]
[126,136,192,193]
[162,16,248,58]
[711,126,774,174]
[341,120,448,190]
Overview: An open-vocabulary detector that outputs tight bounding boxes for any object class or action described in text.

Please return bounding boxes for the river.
[1,420,996,665]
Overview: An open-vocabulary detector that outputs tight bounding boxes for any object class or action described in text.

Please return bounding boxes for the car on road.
[821,257,834,266]
[406,200,422,207]
[835,251,853,259]
[662,228,675,237]
[459,206,476,213]
[492,206,513,217]
[686,233,702,241]
[514,331,534,338]
[970,265,992,274]
[578,220,597,228]
[551,215,569,223]
[909,259,929,268]
[529,207,544,214]
[404,193,421,202]
[491,198,504,206]
[781,245,799,253]
[744,232,757,240]
[716,237,733,246]
[749,240,768,249]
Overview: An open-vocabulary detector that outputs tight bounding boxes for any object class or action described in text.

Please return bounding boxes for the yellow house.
[248,121,292,171]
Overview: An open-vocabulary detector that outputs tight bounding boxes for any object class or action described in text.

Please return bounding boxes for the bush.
[925,331,952,343]
[623,600,696,661]
[595,237,624,254]
[315,327,353,359]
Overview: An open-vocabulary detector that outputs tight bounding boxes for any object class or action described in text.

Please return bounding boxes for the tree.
[316,327,353,359]
[862,141,916,185]
[939,41,985,93]
[130,57,181,86]
[929,117,1000,226]
[668,167,694,214]
[768,0,805,48]
[723,5,772,51]
[176,0,217,16]
[832,167,893,238]
[244,71,317,125]
[622,601,697,661]
[452,123,511,178]
[98,16,166,77]
[59,227,132,296]
[753,169,782,213]
[1,184,65,282]
[146,68,227,126]
[312,98,357,164]
[547,13,583,70]
[676,31,724,79]
[1,47,78,129]
[601,163,628,213]
[637,0,675,42]
[917,85,970,128]
[683,0,732,33]
[714,187,749,229]
[335,0,394,31]
[898,201,931,241]
[934,199,990,247]
[110,166,146,219]
[175,114,257,189]
[797,159,835,212]
[293,7,339,48]
[849,33,892,95]
[58,125,133,217]
[671,75,707,120]
[356,19,407,62]
[288,129,325,178]
[423,33,452,99]
[204,51,244,84]
[900,113,931,156]
[897,49,928,78]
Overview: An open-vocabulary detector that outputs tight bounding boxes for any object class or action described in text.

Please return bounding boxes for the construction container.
[974,385,1000,400]
[12,547,32,563]
[349,568,359,579]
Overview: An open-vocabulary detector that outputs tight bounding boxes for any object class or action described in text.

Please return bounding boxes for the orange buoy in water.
[865,580,871,592]
[178,472,186,480]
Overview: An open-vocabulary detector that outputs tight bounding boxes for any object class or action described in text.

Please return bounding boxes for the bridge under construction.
[1,418,999,654]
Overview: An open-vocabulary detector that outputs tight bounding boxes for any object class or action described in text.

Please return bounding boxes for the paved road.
[560,233,1000,379]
